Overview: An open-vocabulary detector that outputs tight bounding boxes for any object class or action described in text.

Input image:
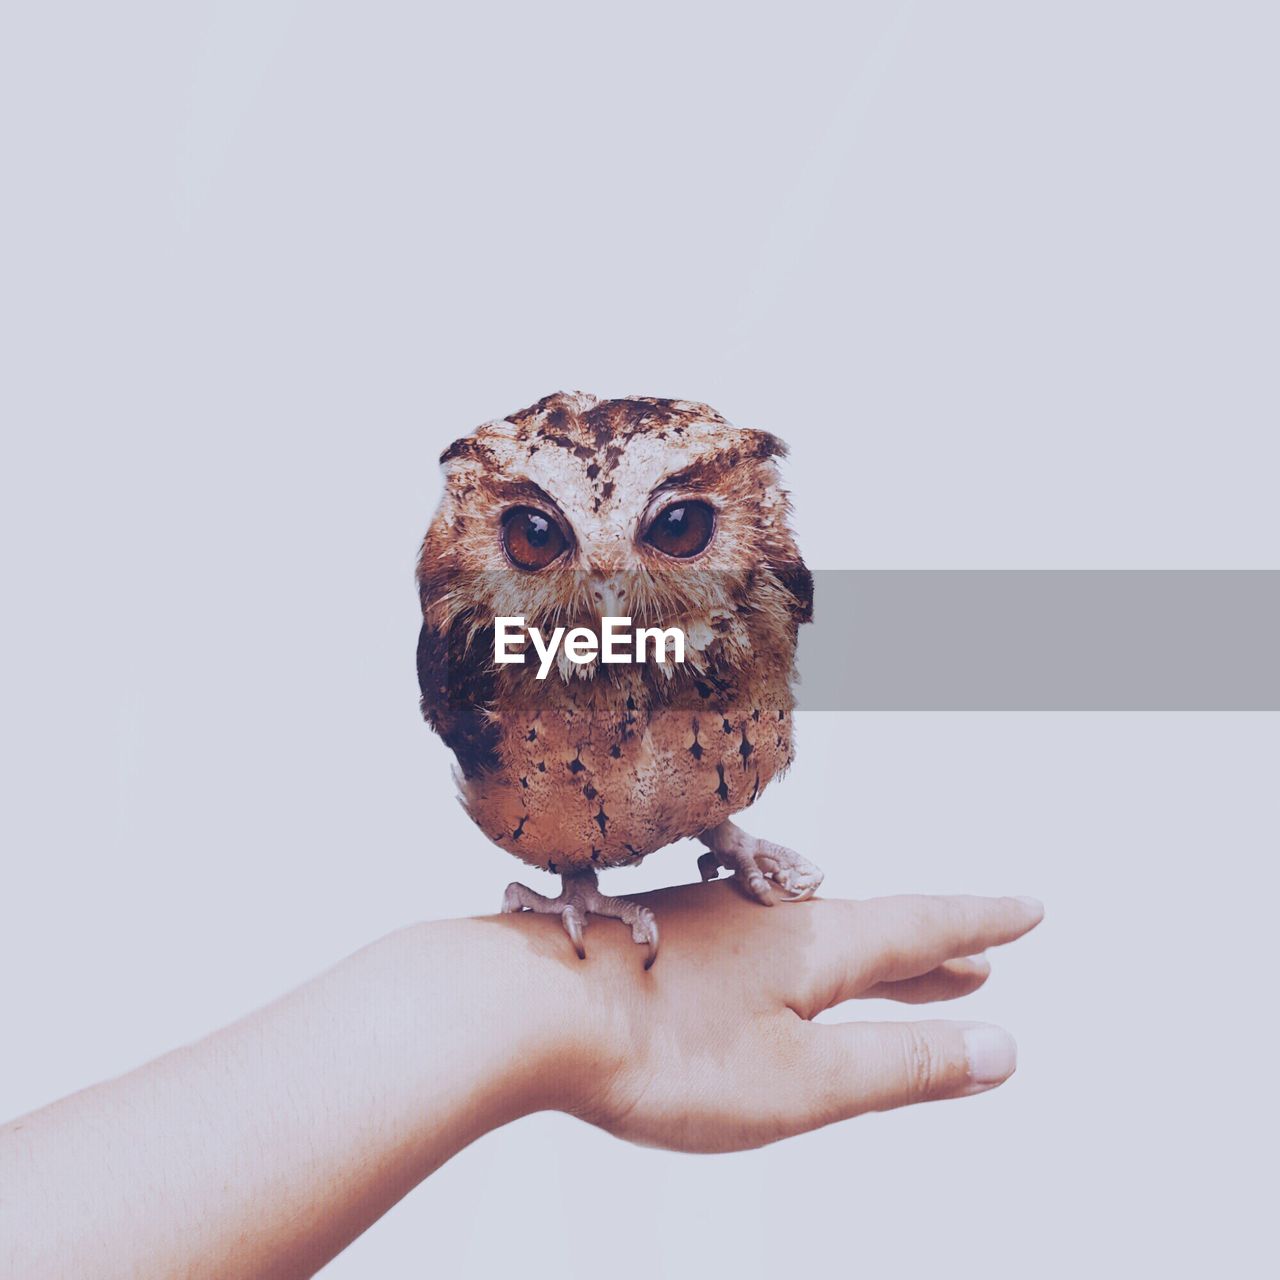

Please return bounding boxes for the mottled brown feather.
[416,392,811,872]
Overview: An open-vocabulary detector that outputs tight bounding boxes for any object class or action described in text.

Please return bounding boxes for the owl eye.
[644,500,715,559]
[501,506,569,571]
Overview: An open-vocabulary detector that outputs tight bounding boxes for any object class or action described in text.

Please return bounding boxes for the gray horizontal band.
[796,571,1279,710]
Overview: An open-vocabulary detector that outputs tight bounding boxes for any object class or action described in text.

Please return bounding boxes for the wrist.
[417,913,633,1126]
[400,917,606,1131]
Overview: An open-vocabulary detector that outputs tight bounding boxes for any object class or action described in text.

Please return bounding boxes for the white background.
[2,3,1276,1277]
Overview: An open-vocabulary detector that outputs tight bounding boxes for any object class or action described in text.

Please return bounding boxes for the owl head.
[417,392,811,687]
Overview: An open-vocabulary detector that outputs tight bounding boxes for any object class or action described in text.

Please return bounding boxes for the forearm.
[0,886,1043,1274]
[0,919,580,1280]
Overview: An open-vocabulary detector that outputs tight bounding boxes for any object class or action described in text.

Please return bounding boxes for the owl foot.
[697,819,824,905]
[501,869,660,970]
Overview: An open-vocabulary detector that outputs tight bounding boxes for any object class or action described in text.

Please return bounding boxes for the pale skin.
[0,880,1043,1279]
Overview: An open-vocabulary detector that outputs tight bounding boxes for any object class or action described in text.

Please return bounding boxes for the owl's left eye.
[501,506,569,571]
[644,499,716,559]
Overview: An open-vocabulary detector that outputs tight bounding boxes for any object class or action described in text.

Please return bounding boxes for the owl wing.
[776,560,814,624]
[416,617,502,780]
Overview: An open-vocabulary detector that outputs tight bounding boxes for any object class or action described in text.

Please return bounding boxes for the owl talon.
[775,869,822,901]
[502,882,542,914]
[499,871,659,968]
[697,851,723,883]
[698,819,824,907]
[563,906,587,960]
[629,910,660,969]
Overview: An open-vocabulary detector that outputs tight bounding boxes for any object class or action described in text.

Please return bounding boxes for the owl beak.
[586,574,628,621]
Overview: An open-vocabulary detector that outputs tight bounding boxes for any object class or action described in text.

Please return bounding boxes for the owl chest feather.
[458,668,796,873]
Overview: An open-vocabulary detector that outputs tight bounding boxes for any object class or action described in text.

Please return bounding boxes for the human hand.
[1,882,1041,1279]
[506,880,1043,1153]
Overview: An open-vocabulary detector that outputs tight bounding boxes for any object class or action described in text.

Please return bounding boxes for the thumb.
[805,1020,1018,1121]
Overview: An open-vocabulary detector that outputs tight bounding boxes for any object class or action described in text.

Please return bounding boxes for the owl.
[416,392,820,967]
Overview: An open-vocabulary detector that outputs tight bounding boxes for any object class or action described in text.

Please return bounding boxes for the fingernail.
[1015,896,1044,916]
[964,1025,1017,1086]
[964,953,990,971]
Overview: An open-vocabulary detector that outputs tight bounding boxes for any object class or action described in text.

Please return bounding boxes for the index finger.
[808,894,1044,1013]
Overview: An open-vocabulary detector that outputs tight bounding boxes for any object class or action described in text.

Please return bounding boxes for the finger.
[855,894,1043,988]
[857,954,990,1004]
[801,1019,1018,1124]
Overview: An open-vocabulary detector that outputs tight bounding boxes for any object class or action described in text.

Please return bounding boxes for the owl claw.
[698,820,824,907]
[563,906,587,959]
[502,881,541,914]
[629,909,659,969]
[777,871,822,901]
[499,871,659,969]
[697,851,723,883]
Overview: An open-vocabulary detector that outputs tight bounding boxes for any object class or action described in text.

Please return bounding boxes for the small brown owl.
[416,392,820,966]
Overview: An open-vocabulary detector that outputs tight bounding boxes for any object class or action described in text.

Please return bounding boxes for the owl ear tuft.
[439,436,478,466]
[747,430,789,460]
